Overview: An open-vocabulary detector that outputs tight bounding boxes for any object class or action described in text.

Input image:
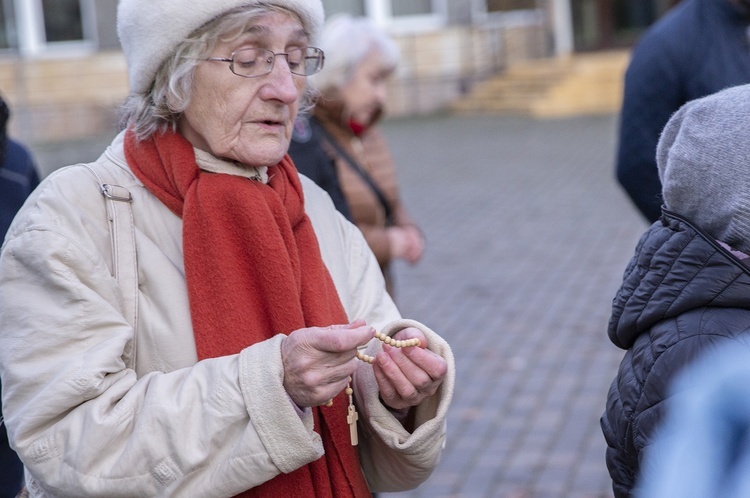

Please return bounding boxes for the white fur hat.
[117,0,325,94]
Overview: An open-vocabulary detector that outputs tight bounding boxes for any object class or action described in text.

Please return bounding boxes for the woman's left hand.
[371,327,447,410]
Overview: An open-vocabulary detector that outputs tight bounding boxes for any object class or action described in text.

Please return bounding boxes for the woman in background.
[289,15,424,297]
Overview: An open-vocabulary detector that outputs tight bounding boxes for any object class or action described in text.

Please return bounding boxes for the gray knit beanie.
[117,0,324,94]
[657,83,750,254]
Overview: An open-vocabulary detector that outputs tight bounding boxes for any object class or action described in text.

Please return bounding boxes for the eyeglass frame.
[204,47,325,78]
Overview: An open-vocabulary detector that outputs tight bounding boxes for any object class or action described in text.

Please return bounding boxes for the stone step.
[453,50,630,118]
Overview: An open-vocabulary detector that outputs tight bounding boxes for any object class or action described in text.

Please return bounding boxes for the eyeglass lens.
[232,48,322,77]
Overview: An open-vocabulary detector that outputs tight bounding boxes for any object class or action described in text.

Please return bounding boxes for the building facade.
[0,0,669,145]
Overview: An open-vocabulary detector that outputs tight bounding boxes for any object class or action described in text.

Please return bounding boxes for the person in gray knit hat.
[657,83,750,255]
[601,83,750,498]
[0,1,454,496]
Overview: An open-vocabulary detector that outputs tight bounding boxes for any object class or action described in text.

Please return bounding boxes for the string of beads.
[356,331,421,363]
[326,330,421,407]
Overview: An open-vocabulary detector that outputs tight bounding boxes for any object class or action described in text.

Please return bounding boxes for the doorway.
[571,0,678,51]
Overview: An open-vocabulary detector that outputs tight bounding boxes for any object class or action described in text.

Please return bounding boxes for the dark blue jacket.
[288,115,353,222]
[601,212,750,497]
[0,138,39,237]
[0,136,38,497]
[616,0,750,223]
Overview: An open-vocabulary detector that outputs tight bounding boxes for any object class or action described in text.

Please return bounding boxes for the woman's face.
[338,49,393,125]
[179,11,308,167]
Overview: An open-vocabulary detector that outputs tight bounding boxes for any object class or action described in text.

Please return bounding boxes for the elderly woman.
[289,15,424,297]
[0,1,454,496]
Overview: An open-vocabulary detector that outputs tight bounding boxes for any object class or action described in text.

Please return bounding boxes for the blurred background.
[0,0,678,175]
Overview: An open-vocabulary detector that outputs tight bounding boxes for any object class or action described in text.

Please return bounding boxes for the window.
[13,0,96,56]
[322,0,444,30]
[487,0,537,12]
[0,0,17,50]
[322,0,365,17]
[391,0,431,16]
[571,0,675,50]
[42,0,83,43]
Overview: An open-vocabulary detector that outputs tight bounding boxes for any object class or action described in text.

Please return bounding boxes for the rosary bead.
[357,350,374,363]
[355,330,423,363]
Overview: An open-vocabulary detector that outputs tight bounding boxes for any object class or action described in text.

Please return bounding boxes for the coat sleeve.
[0,170,323,497]
[353,319,454,493]
[615,31,685,223]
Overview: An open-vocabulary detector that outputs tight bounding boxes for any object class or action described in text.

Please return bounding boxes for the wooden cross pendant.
[347,404,359,446]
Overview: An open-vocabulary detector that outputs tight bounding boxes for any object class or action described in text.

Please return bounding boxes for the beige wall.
[1,51,128,144]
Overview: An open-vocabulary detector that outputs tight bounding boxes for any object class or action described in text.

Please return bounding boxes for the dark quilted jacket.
[601,212,750,497]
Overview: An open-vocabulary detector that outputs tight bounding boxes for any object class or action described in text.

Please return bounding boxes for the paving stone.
[380,113,645,498]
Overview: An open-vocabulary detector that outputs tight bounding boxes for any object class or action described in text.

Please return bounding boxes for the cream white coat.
[0,132,454,497]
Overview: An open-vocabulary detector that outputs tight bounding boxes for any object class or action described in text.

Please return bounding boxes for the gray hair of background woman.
[310,14,400,96]
[119,5,318,141]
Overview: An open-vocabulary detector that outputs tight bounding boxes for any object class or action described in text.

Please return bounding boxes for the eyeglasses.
[205,47,325,78]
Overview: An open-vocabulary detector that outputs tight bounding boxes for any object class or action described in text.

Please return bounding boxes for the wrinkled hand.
[282,320,374,408]
[372,327,447,410]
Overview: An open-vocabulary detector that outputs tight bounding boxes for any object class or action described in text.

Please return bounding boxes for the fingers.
[373,342,448,410]
[402,345,447,381]
[282,321,375,407]
[284,354,359,407]
[315,322,375,353]
[373,353,424,408]
[383,346,444,392]
[402,226,424,264]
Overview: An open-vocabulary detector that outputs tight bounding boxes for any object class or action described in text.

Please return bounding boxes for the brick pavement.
[378,113,648,498]
[27,112,649,498]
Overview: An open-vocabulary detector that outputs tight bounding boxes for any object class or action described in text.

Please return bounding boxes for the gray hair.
[309,14,399,96]
[119,5,317,141]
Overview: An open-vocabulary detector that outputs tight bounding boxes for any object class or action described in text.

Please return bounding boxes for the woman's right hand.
[281,320,375,407]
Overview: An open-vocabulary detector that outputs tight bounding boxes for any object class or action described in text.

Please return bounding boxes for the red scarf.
[348,119,367,137]
[124,129,371,497]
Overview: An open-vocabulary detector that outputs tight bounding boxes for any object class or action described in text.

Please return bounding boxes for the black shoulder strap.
[311,118,394,225]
